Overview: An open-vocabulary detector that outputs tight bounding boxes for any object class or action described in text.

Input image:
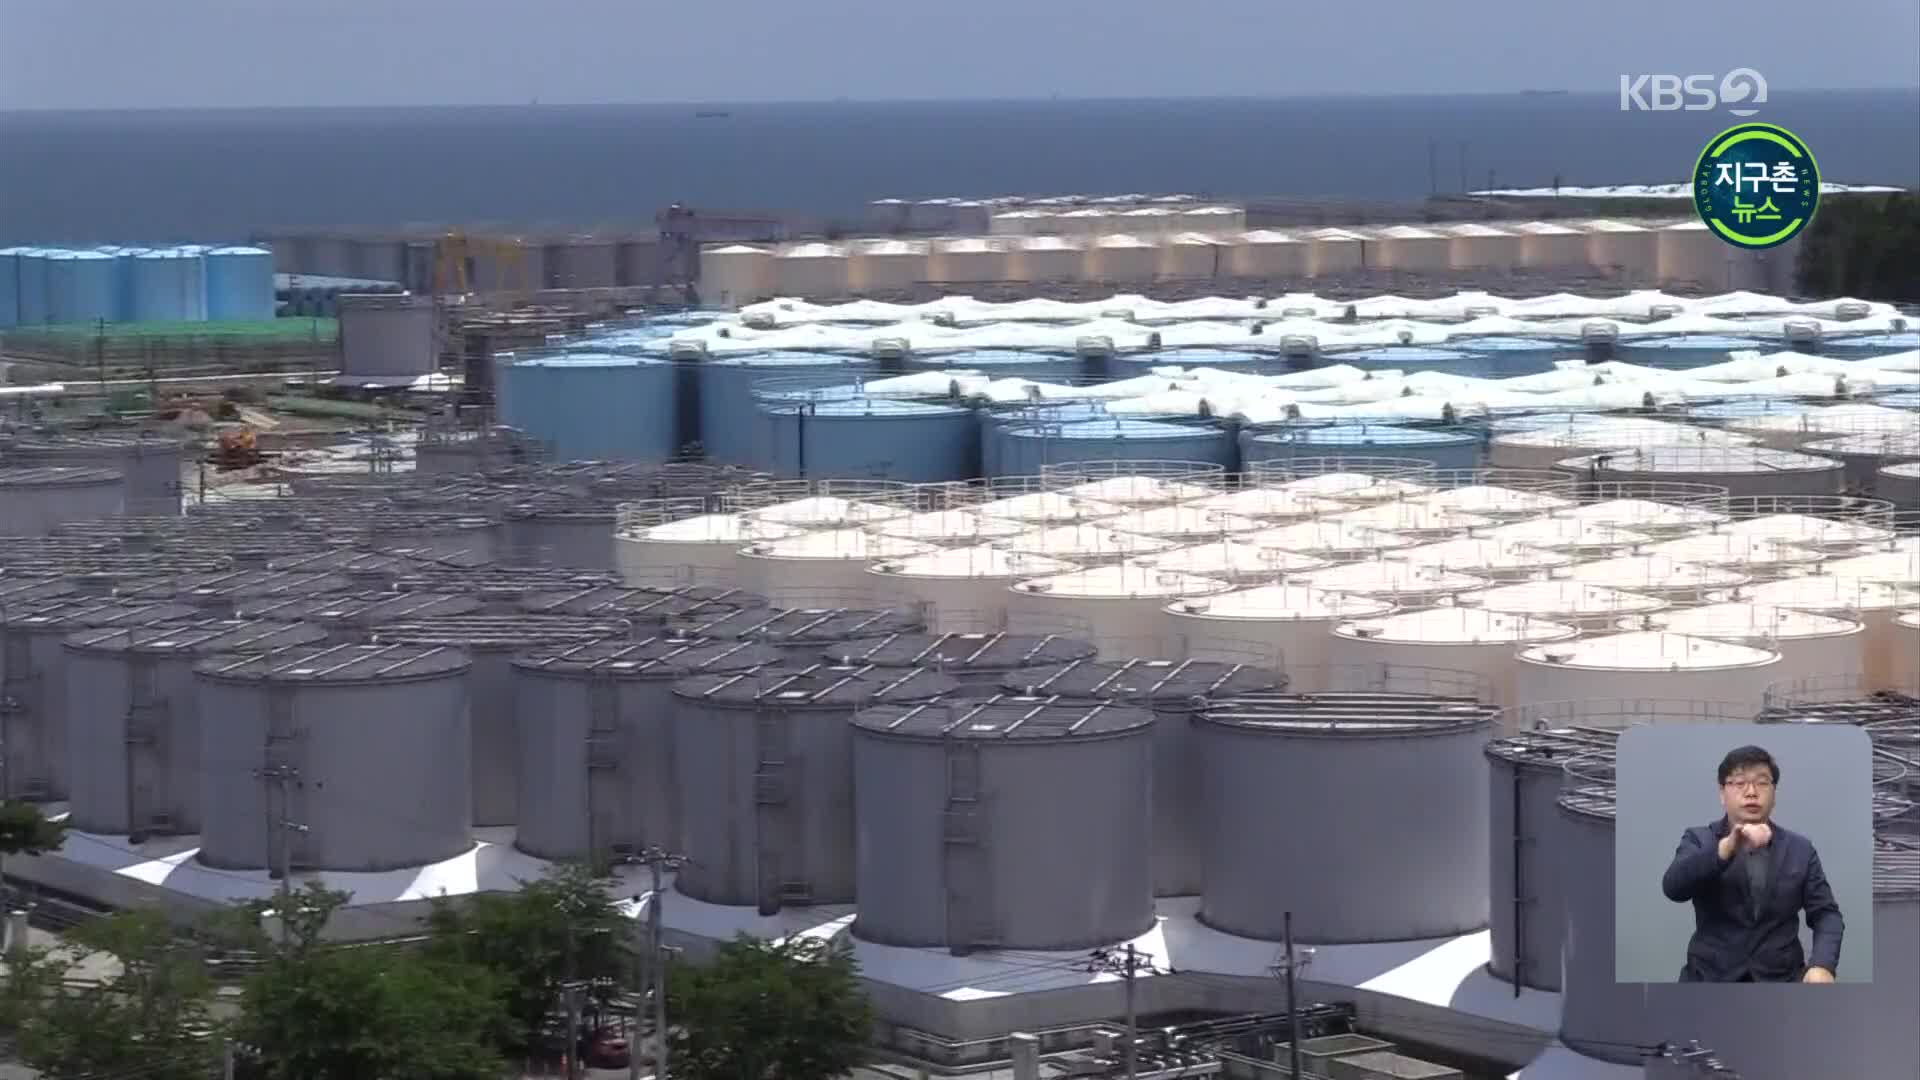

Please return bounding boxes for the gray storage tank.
[196,644,474,872]
[0,467,128,536]
[999,657,1287,898]
[120,569,354,617]
[818,632,1097,687]
[2,433,188,517]
[503,498,623,570]
[1197,676,1498,942]
[233,592,482,643]
[665,606,925,661]
[850,695,1157,953]
[390,565,620,613]
[670,665,958,912]
[62,619,328,837]
[519,584,767,634]
[0,598,199,800]
[510,637,787,863]
[369,614,631,826]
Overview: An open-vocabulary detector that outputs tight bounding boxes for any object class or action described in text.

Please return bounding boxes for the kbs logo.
[1619,69,1768,115]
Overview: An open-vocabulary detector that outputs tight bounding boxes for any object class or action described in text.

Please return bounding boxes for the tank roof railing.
[1497,698,1758,740]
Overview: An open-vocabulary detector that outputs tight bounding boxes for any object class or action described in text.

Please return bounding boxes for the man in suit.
[1659,744,1843,983]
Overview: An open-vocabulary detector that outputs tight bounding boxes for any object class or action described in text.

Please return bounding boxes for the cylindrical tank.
[1490,423,1757,472]
[820,632,1096,687]
[1284,558,1492,607]
[0,246,24,326]
[1556,779,1920,1078]
[1372,225,1451,271]
[995,418,1234,477]
[1241,425,1483,473]
[196,643,473,871]
[496,354,681,461]
[1583,219,1659,280]
[1514,221,1587,267]
[1513,631,1781,715]
[1197,685,1497,942]
[1129,539,1328,584]
[202,246,276,320]
[847,239,931,293]
[1633,532,1826,579]
[235,591,482,643]
[737,530,936,608]
[519,583,765,635]
[368,615,632,826]
[1226,231,1308,277]
[1880,462,1920,507]
[1446,223,1522,269]
[121,568,353,619]
[697,245,775,307]
[0,598,199,801]
[866,546,1082,633]
[1006,565,1231,656]
[759,398,978,483]
[1086,235,1159,283]
[614,505,800,589]
[664,605,925,662]
[1332,607,1579,706]
[850,695,1157,952]
[502,499,621,570]
[1390,536,1573,581]
[2,433,187,517]
[1733,575,1920,692]
[772,243,851,297]
[1894,610,1920,694]
[130,248,206,322]
[1624,602,1865,692]
[1656,220,1731,289]
[510,637,788,862]
[14,248,51,325]
[337,293,435,378]
[1555,447,1846,499]
[1003,659,1284,898]
[1552,554,1750,602]
[1455,580,1668,632]
[927,238,1009,284]
[671,666,958,910]
[1165,584,1395,669]
[62,619,328,836]
[1306,229,1366,275]
[45,250,118,324]
[1007,235,1088,282]
[0,467,127,535]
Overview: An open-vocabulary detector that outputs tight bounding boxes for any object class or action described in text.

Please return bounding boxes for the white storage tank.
[1513,631,1780,715]
[1514,221,1588,268]
[1633,531,1826,579]
[1006,565,1230,656]
[736,529,937,607]
[1086,234,1159,284]
[1656,219,1731,290]
[1894,610,1920,694]
[1582,219,1660,281]
[1626,601,1865,693]
[1732,574,1920,692]
[62,619,328,837]
[1285,558,1492,607]
[196,643,474,871]
[973,490,1122,526]
[1456,579,1668,632]
[772,242,851,298]
[1555,446,1846,499]
[1157,233,1224,279]
[1181,485,1337,524]
[1325,500,1496,538]
[1130,538,1328,583]
[927,237,1010,284]
[1226,230,1308,278]
[847,239,930,293]
[615,506,800,589]
[1117,207,1179,235]
[1553,553,1749,601]
[699,245,776,308]
[870,510,1028,547]
[1179,205,1245,234]
[1391,536,1574,581]
[850,695,1157,953]
[1373,225,1451,271]
[1306,229,1366,275]
[1197,684,1499,942]
[1006,235,1087,283]
[1165,584,1394,670]
[1445,223,1522,269]
[0,467,127,536]
[671,665,957,910]
[867,546,1081,633]
[1232,519,1419,562]
[510,637,788,863]
[1331,607,1577,706]
[1546,493,1731,536]
[1054,207,1112,235]
[1489,421,1757,471]
[1046,469,1224,506]
[1001,522,1177,565]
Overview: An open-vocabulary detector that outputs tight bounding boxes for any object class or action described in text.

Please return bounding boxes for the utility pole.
[1086,944,1146,1080]
[1274,912,1315,1080]
[256,762,304,946]
[639,846,688,1080]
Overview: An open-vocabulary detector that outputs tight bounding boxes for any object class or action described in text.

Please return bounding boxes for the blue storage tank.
[109,248,150,321]
[993,417,1233,478]
[45,249,118,324]
[761,397,978,482]
[13,248,51,326]
[204,246,276,320]
[915,348,1081,383]
[131,248,207,322]
[978,401,1111,479]
[495,353,678,461]
[1616,335,1769,370]
[1238,423,1483,472]
[697,352,869,466]
[1688,399,1813,423]
[0,248,19,327]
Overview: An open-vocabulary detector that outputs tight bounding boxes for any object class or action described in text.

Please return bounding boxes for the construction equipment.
[213,424,263,470]
[434,231,535,297]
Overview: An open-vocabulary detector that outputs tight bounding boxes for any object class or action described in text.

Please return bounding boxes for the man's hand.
[1736,823,1773,850]
[1802,966,1835,984]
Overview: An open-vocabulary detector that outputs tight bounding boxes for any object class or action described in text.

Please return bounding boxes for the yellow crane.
[433,231,536,297]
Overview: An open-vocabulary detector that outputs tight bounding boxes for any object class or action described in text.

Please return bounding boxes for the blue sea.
[0,91,1915,245]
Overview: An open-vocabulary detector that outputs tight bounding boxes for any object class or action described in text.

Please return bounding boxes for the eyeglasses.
[1723,778,1774,792]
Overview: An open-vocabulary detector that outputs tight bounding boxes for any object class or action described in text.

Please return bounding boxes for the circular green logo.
[1692,122,1821,250]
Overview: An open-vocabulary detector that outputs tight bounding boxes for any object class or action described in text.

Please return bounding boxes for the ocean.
[1,91,1915,245]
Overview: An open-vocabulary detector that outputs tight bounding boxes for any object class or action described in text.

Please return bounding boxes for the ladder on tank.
[261,684,310,876]
[123,653,172,843]
[941,738,998,953]
[0,631,50,802]
[583,673,623,867]
[752,708,811,913]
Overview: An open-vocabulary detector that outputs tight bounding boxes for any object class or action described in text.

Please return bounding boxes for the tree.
[1796,193,1920,301]
[232,882,509,1080]
[668,934,874,1080]
[423,860,632,1055]
[0,908,222,1080]
[0,801,66,857]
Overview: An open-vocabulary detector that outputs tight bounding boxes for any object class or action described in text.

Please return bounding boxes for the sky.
[2,0,1918,109]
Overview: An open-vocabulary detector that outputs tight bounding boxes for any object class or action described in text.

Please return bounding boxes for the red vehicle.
[583,1027,632,1070]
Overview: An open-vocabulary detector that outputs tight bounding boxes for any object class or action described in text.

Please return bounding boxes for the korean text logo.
[1692,123,1821,250]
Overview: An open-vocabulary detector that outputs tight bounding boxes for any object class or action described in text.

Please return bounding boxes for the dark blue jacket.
[1659,817,1844,983]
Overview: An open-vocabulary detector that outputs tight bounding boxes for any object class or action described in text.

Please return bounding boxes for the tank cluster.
[0,244,276,326]
[498,287,1919,484]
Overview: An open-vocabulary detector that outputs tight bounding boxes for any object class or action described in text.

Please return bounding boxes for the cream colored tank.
[614,511,799,589]
[1552,554,1750,601]
[1513,631,1781,716]
[1893,610,1920,695]
[1006,565,1231,656]
[1632,533,1826,579]
[1627,602,1867,702]
[1128,540,1328,584]
[1393,536,1573,580]
[1285,558,1492,607]
[1226,231,1308,277]
[736,529,936,606]
[866,545,1081,633]
[1331,606,1579,705]
[1164,583,1394,671]
[1456,579,1668,632]
[1182,485,1334,522]
[1732,575,1920,690]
